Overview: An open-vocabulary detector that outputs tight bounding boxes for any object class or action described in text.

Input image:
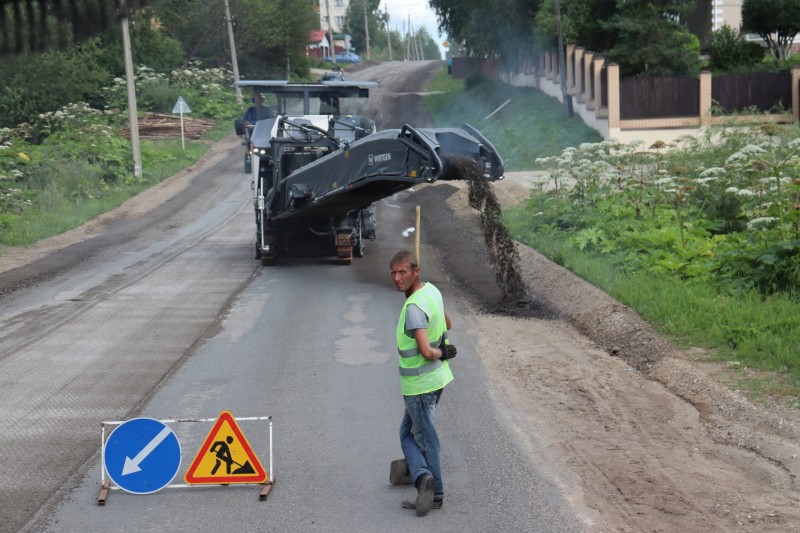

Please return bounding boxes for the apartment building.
[689,0,744,46]
[319,0,349,33]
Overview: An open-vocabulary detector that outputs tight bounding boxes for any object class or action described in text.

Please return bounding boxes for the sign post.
[172,96,192,150]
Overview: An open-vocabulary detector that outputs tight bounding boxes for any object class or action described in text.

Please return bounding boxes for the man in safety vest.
[388,249,457,516]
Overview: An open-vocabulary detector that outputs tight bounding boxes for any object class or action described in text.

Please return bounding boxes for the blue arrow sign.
[103,418,181,494]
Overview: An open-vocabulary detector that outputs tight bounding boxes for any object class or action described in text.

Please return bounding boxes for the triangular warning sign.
[184,411,267,484]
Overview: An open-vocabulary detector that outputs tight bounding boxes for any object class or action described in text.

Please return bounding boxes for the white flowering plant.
[507,124,800,295]
[0,62,239,246]
[103,62,237,119]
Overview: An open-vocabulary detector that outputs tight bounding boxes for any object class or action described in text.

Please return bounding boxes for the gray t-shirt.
[404,303,428,337]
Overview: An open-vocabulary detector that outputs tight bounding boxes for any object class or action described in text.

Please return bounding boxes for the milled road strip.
[0,208,257,532]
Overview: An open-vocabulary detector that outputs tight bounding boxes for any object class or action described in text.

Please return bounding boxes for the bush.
[0,39,112,128]
[464,72,489,90]
[708,25,765,72]
[755,51,800,73]
[95,12,185,76]
[138,82,185,114]
[524,127,800,296]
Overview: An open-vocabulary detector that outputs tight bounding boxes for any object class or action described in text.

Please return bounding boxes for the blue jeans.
[400,388,444,500]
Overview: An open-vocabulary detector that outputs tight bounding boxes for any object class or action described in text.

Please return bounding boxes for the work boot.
[389,459,412,485]
[402,499,443,510]
[414,475,435,517]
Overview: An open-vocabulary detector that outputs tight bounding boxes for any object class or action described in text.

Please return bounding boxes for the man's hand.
[440,344,457,360]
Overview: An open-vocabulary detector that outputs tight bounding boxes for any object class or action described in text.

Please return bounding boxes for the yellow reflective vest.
[396,282,454,396]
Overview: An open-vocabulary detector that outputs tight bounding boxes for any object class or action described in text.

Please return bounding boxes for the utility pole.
[554,0,574,118]
[403,19,408,60]
[407,16,412,60]
[325,0,336,65]
[385,6,392,61]
[363,0,371,60]
[223,0,242,106]
[120,1,142,179]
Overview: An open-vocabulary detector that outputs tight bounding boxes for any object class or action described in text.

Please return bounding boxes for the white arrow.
[122,426,172,476]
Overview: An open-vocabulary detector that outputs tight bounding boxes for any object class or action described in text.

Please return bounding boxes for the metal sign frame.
[98,415,274,505]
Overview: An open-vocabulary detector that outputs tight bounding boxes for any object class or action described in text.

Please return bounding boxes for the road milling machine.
[234,80,504,265]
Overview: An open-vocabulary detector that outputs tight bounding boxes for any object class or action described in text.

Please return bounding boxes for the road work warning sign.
[184,411,267,484]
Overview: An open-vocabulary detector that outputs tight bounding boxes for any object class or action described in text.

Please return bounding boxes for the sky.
[382,0,448,58]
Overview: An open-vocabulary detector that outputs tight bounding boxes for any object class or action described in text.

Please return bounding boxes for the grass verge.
[506,209,800,402]
[424,68,602,170]
[0,122,229,247]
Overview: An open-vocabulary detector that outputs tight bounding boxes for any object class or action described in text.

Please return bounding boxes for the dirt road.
[3,60,800,531]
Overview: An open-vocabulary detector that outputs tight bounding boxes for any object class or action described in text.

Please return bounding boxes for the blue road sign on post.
[103,418,181,494]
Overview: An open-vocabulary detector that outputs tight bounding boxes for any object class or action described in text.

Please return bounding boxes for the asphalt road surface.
[1,61,584,532]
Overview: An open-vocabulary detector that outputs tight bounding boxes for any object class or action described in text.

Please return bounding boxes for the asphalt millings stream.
[433,156,535,314]
[464,162,529,304]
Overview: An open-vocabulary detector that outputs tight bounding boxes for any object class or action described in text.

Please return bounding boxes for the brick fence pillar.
[583,51,594,109]
[699,70,712,126]
[573,47,585,99]
[542,52,550,80]
[552,51,559,79]
[593,56,605,113]
[566,44,576,95]
[608,63,620,130]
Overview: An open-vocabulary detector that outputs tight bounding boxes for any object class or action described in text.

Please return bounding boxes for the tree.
[95,10,185,75]
[151,0,229,67]
[343,0,382,56]
[534,0,618,52]
[233,0,318,78]
[429,0,540,61]
[152,0,318,78]
[604,0,700,77]
[406,27,442,60]
[707,25,765,72]
[561,0,618,53]
[0,39,112,127]
[0,0,149,56]
[742,0,800,60]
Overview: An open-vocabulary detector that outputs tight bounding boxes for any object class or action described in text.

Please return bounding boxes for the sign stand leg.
[259,477,275,501]
[259,418,274,501]
[97,479,110,506]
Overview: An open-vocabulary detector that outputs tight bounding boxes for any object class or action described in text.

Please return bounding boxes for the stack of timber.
[121,113,216,140]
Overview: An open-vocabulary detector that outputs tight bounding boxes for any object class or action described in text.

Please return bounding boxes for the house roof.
[309,30,327,44]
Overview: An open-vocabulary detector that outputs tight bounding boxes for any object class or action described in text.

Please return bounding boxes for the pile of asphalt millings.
[450,157,533,311]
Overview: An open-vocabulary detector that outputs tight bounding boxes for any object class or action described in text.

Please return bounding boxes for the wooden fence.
[600,67,608,108]
[450,57,500,80]
[712,72,792,113]
[620,77,700,119]
[452,47,800,141]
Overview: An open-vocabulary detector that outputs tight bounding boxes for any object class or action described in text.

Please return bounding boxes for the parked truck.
[234,80,503,265]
